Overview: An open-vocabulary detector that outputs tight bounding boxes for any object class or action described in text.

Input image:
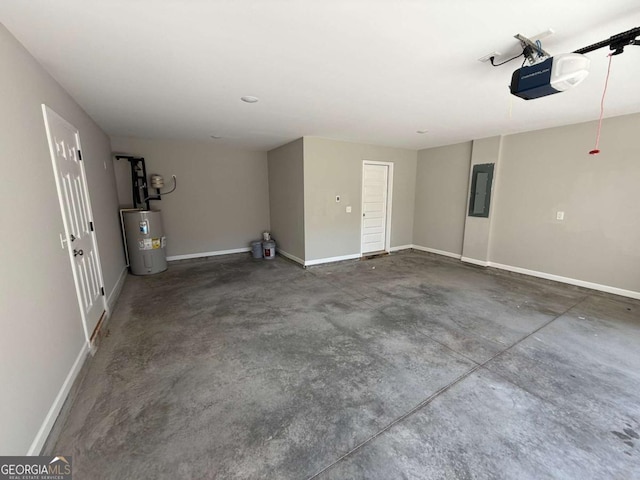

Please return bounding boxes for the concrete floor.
[47,251,640,479]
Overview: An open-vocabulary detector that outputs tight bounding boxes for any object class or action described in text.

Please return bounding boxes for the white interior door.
[43,105,106,342]
[361,162,390,254]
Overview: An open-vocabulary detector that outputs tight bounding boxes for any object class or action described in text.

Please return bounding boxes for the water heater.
[122,209,167,275]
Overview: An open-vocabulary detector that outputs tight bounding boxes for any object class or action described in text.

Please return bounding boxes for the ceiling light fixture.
[240,96,259,103]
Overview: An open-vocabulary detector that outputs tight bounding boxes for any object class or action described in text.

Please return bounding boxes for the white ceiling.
[2,1,639,151]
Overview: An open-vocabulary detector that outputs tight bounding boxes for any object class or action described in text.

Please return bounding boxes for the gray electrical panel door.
[468,163,494,218]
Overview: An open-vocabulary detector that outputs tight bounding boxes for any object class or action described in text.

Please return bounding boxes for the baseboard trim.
[488,262,640,300]
[27,343,89,455]
[412,245,462,259]
[107,266,128,311]
[415,248,639,300]
[461,256,490,267]
[277,250,305,266]
[305,253,361,267]
[389,244,413,252]
[167,247,251,262]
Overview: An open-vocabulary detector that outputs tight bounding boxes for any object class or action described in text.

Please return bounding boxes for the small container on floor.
[251,241,263,259]
[262,240,276,260]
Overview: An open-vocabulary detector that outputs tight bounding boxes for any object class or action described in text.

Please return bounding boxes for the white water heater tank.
[122,210,167,275]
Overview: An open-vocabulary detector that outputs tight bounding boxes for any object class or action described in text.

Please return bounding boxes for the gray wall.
[491,114,640,293]
[110,137,270,258]
[461,136,503,263]
[0,23,124,454]
[303,137,417,261]
[414,142,471,255]
[267,139,305,261]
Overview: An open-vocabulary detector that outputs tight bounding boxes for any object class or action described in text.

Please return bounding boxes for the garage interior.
[1,1,639,479]
[46,253,639,479]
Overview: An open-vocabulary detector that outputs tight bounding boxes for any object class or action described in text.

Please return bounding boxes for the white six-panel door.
[361,162,391,254]
[43,105,106,343]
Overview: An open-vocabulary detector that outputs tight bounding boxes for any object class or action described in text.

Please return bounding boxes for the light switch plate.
[346,206,352,213]
[556,211,565,220]
[336,195,340,203]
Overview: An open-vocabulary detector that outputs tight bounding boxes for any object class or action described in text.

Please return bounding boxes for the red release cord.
[589,54,613,155]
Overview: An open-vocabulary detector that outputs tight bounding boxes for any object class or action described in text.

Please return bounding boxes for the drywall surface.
[461,136,502,263]
[303,137,416,261]
[491,114,640,293]
[0,23,123,454]
[113,155,134,208]
[414,142,471,255]
[268,139,305,261]
[110,137,270,257]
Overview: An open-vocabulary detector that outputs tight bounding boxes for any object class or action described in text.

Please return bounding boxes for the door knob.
[73,249,83,257]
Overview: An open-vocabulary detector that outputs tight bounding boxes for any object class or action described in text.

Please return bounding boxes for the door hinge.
[100,286,105,296]
[89,221,94,232]
[77,149,83,160]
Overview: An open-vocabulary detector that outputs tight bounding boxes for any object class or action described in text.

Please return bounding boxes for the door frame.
[360,160,394,256]
[42,104,109,345]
